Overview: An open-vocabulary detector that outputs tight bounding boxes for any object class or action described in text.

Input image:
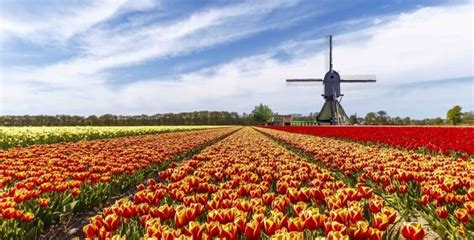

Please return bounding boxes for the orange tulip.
[401,222,425,240]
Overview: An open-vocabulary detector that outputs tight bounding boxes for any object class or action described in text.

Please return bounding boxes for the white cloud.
[0,0,160,45]
[0,2,473,118]
[1,0,304,87]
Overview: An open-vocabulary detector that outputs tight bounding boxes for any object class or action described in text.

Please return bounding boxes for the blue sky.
[0,0,472,118]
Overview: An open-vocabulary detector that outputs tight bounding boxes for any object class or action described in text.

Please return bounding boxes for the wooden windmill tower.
[286,35,376,125]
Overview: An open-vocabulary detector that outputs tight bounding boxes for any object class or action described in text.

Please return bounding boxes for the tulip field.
[0,126,473,239]
[0,126,222,149]
[265,126,474,155]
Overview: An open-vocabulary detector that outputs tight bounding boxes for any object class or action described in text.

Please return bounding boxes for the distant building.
[271,114,292,126]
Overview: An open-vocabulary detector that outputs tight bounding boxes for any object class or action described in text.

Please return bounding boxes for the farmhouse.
[271,114,292,126]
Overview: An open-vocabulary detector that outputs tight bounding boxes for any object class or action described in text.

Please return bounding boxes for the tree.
[392,116,403,125]
[376,110,388,125]
[251,104,273,125]
[349,114,358,125]
[402,117,411,125]
[447,105,462,125]
[364,112,376,125]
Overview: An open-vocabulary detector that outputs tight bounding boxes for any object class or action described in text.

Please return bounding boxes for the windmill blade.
[324,35,332,73]
[340,74,376,82]
[286,79,323,82]
[286,79,323,87]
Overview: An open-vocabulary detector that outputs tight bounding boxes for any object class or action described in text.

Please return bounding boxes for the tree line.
[350,105,473,125]
[0,111,254,126]
[1,105,471,126]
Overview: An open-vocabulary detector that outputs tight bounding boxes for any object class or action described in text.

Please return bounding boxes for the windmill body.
[286,35,376,125]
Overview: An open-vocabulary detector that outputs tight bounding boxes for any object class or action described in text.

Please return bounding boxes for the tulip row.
[83,127,425,239]
[0,125,223,149]
[0,127,237,239]
[258,127,474,239]
[264,126,474,155]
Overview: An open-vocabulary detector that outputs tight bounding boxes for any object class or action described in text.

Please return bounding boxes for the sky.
[0,0,473,119]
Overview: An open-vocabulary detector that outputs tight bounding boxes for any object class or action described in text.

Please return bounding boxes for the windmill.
[286,35,376,125]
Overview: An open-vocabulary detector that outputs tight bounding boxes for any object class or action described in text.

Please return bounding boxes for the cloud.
[0,1,472,118]
[1,0,306,87]
[0,0,157,44]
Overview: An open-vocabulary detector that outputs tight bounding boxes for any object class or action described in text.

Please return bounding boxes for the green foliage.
[446,105,462,125]
[364,112,377,125]
[251,104,273,124]
[349,114,358,125]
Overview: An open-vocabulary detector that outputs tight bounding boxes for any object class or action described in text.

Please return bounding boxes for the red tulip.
[103,214,121,232]
[184,221,205,239]
[287,217,305,232]
[219,222,238,239]
[244,219,262,240]
[435,206,448,219]
[455,208,470,224]
[372,213,390,231]
[381,206,397,223]
[206,221,220,237]
[401,222,425,240]
[71,187,81,197]
[327,230,349,240]
[263,217,280,235]
[38,198,49,207]
[464,201,474,215]
[22,212,34,222]
[369,198,384,213]
[348,220,369,239]
[302,208,325,230]
[419,195,430,205]
[83,224,98,238]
